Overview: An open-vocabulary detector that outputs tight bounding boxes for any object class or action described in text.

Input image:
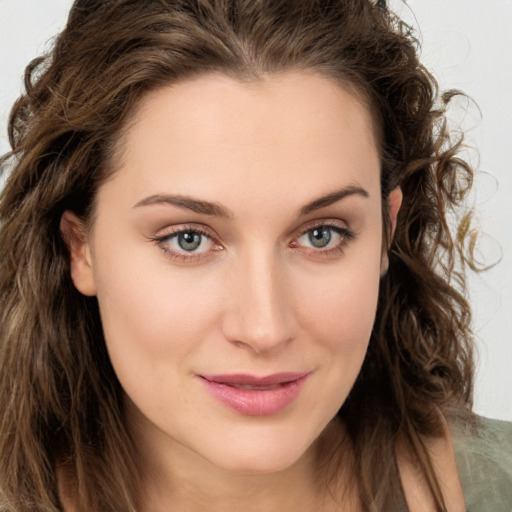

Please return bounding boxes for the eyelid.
[152,223,215,240]
[295,219,354,240]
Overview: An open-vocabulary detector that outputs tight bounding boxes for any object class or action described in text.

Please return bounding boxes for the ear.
[381,187,402,276]
[60,211,97,296]
[388,186,402,239]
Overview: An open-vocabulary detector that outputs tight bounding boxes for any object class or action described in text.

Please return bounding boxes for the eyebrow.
[298,185,369,216]
[133,185,369,219]
[133,194,233,218]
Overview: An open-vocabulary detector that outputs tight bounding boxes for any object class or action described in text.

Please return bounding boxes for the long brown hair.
[0,1,475,510]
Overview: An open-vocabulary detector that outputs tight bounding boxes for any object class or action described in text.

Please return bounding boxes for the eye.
[294,223,354,253]
[151,225,222,260]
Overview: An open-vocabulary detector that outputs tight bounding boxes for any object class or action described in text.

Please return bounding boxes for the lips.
[198,372,311,416]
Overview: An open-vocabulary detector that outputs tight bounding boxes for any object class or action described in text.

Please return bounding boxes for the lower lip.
[199,374,310,416]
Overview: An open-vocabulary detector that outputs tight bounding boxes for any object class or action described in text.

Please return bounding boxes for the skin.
[61,72,463,511]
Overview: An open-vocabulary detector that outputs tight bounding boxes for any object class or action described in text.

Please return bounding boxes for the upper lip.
[200,372,310,386]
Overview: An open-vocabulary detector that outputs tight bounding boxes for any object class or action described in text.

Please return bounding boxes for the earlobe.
[60,211,97,296]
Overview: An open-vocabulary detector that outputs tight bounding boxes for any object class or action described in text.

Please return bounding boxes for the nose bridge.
[223,246,295,353]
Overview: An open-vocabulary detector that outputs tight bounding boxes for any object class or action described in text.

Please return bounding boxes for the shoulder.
[449,414,512,512]
[397,411,466,512]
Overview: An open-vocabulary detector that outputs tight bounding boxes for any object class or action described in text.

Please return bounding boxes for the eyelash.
[150,222,355,262]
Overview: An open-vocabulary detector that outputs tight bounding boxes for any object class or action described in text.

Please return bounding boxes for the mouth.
[198,372,311,416]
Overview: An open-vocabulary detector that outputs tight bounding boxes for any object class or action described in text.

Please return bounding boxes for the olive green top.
[451,415,512,511]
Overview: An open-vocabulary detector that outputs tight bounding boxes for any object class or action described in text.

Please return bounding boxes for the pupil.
[309,228,331,248]
[178,232,202,251]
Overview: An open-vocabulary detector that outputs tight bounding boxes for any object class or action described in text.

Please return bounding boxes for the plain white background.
[0,0,511,421]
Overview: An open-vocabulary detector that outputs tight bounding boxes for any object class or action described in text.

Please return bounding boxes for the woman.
[0,0,510,511]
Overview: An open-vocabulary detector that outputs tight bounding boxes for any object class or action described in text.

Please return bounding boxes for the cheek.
[295,252,381,351]
[284,251,381,428]
[92,243,225,382]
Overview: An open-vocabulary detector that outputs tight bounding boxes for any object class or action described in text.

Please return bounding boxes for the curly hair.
[0,0,475,510]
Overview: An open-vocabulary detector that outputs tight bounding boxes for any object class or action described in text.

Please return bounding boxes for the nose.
[221,249,297,354]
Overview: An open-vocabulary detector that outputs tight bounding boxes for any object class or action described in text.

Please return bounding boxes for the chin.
[200,425,318,475]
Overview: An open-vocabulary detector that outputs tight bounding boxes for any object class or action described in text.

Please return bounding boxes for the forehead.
[103,72,381,212]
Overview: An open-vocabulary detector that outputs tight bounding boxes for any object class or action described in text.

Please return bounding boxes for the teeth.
[229,383,283,391]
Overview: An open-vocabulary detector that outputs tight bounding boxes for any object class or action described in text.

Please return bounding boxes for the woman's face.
[65,72,396,475]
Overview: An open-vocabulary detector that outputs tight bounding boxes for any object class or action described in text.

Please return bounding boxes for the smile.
[198,372,311,416]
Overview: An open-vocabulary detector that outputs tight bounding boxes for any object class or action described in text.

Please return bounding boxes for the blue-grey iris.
[177,232,202,251]
[309,227,331,248]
